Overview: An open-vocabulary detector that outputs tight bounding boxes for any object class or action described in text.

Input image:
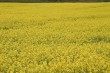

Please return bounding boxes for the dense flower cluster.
[0,3,110,73]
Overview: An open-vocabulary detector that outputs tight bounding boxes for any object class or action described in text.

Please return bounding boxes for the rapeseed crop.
[0,3,110,73]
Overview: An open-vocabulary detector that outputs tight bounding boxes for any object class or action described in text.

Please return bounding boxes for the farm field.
[0,3,110,73]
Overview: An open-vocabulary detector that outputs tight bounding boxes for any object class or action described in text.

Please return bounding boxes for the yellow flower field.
[0,3,110,73]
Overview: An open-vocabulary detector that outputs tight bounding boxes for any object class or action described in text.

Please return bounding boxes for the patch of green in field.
[0,3,110,73]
